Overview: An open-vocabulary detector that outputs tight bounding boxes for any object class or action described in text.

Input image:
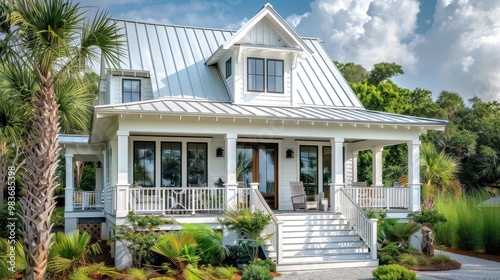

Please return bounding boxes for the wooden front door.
[237,143,278,209]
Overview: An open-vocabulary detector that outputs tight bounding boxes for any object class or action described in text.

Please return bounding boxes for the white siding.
[233,51,293,106]
[240,19,289,47]
[279,138,297,210]
[217,52,235,101]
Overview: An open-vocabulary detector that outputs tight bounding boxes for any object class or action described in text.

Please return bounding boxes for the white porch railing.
[73,191,103,210]
[338,188,378,259]
[343,187,411,209]
[236,187,251,209]
[128,187,225,214]
[249,184,282,264]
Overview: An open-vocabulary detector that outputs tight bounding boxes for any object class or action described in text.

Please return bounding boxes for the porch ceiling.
[94,99,447,130]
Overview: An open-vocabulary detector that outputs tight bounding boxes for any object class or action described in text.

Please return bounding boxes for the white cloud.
[294,0,421,71]
[293,0,500,101]
[286,12,310,28]
[416,0,500,100]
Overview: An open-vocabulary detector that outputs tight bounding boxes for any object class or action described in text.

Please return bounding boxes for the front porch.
[69,184,412,216]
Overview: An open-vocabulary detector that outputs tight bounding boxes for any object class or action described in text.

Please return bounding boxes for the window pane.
[256,75,264,91]
[268,77,275,92]
[248,59,255,74]
[276,61,283,75]
[133,141,155,188]
[187,143,207,186]
[248,75,255,91]
[323,147,332,205]
[237,145,253,186]
[256,59,264,74]
[161,142,181,187]
[226,57,232,78]
[268,60,275,75]
[300,146,318,195]
[275,77,283,92]
[259,147,275,194]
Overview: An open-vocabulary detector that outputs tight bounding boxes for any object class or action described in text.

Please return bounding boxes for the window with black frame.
[161,142,182,187]
[247,58,265,92]
[300,145,318,195]
[267,59,283,93]
[122,79,141,102]
[133,141,155,188]
[187,143,207,186]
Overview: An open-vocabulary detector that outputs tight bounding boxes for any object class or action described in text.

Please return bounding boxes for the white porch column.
[352,151,358,183]
[408,140,421,212]
[372,147,383,186]
[115,130,130,218]
[65,154,74,212]
[95,162,103,192]
[330,138,344,213]
[344,146,356,187]
[223,133,238,246]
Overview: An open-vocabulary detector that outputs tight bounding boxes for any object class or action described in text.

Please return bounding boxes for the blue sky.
[74,0,500,102]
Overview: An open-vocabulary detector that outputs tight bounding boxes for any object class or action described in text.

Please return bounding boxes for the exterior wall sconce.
[286,149,294,159]
[216,148,224,157]
[214,178,225,187]
[96,161,102,168]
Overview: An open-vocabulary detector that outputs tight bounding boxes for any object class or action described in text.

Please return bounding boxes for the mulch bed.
[443,247,500,263]
[403,260,461,271]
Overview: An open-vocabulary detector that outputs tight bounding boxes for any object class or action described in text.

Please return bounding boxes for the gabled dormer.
[206,3,312,106]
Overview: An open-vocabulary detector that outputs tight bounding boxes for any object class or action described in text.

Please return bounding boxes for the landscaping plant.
[217,207,272,260]
[47,231,101,278]
[372,264,416,280]
[241,264,272,280]
[111,212,175,267]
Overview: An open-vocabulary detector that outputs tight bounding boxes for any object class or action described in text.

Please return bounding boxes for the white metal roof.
[112,19,363,107]
[95,99,447,128]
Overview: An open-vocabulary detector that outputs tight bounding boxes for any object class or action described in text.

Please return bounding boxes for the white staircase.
[267,213,378,272]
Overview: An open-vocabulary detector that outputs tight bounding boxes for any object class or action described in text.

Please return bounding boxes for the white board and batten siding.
[239,19,290,47]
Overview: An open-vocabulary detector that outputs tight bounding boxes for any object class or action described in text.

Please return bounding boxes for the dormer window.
[247,58,284,93]
[247,58,265,92]
[225,57,232,78]
[123,79,141,102]
[267,59,283,93]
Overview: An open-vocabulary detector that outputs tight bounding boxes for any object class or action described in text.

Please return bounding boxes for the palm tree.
[1,1,123,279]
[420,142,461,211]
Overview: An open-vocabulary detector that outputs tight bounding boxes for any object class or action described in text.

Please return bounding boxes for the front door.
[237,143,278,209]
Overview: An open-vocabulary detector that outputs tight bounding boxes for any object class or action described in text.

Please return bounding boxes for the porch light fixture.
[286,149,294,159]
[215,178,225,187]
[216,148,224,157]
[96,161,102,168]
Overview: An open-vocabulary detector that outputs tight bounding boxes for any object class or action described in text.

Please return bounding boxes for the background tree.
[1,1,123,279]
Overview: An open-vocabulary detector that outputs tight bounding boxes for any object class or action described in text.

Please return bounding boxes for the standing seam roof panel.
[302,40,344,106]
[308,39,363,107]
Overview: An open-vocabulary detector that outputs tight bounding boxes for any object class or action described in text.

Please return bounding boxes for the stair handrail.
[250,183,282,264]
[338,187,378,259]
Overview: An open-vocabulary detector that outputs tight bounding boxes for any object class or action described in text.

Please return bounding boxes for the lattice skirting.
[78,223,101,241]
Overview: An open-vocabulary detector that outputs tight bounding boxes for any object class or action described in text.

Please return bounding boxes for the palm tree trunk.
[20,73,59,280]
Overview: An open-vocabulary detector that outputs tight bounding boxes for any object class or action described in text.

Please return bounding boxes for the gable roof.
[221,3,312,55]
[112,19,363,108]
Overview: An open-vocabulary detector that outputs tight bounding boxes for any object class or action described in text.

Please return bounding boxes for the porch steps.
[266,213,378,272]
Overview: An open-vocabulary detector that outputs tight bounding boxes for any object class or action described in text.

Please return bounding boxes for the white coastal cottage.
[60,4,446,271]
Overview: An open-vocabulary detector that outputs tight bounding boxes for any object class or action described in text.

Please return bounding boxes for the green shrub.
[398,254,417,266]
[430,254,451,264]
[482,208,500,254]
[252,258,276,272]
[378,253,397,265]
[241,264,272,280]
[372,264,416,280]
[455,197,481,251]
[415,255,430,266]
[51,207,65,227]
